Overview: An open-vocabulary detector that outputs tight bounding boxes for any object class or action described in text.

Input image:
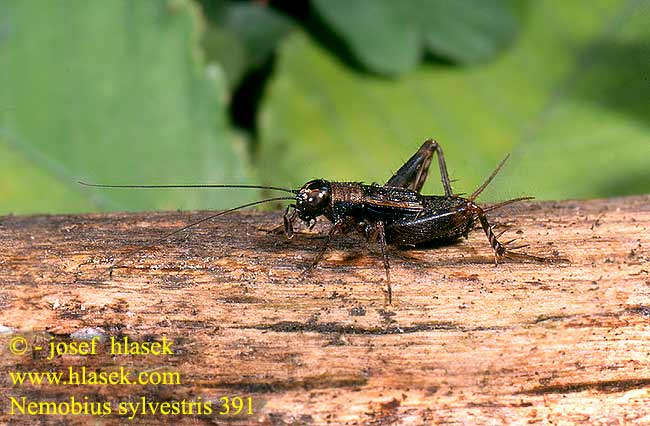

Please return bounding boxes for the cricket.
[82,139,548,303]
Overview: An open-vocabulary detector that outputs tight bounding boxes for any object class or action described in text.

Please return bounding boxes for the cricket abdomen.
[384,196,474,246]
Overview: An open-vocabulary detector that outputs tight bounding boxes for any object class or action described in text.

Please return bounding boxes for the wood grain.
[1,195,649,425]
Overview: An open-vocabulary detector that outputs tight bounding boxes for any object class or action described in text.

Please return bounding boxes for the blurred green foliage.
[258,0,650,201]
[312,0,518,74]
[1,0,649,215]
[199,1,293,88]
[0,0,250,213]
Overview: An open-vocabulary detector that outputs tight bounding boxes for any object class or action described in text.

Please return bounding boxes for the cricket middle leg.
[300,220,343,279]
[367,220,393,304]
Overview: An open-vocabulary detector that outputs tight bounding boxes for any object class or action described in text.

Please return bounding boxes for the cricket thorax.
[328,182,367,221]
[329,182,366,204]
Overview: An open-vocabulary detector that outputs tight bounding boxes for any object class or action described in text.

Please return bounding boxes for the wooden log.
[1,195,649,425]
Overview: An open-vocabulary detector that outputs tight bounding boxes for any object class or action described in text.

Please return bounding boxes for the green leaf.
[417,0,518,64]
[199,1,294,88]
[0,0,252,214]
[259,0,650,201]
[312,0,517,75]
[201,22,248,88]
[225,3,294,70]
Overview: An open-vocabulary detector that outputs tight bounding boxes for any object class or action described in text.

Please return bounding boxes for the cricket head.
[295,179,331,222]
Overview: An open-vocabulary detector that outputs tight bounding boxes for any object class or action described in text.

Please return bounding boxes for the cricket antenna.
[469,154,510,202]
[79,181,297,195]
[101,196,295,278]
[483,196,534,213]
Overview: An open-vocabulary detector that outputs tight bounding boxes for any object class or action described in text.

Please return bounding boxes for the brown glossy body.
[284,140,531,303]
[325,182,476,247]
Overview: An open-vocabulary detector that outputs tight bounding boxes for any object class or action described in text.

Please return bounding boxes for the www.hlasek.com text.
[10,366,180,386]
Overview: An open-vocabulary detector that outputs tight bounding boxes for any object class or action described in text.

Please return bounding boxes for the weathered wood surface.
[1,195,649,425]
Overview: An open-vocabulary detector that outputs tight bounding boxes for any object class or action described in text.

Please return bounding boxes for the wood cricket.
[82,139,548,303]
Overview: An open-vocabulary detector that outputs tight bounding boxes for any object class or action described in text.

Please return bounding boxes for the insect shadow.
[81,140,557,303]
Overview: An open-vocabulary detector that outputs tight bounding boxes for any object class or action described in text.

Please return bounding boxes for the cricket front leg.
[259,205,298,235]
[283,205,297,238]
[266,205,296,236]
[385,139,453,196]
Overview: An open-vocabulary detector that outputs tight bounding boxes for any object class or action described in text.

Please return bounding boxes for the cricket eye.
[300,189,326,208]
[296,180,331,213]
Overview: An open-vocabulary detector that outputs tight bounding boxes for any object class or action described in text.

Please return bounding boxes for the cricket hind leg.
[385,139,453,196]
[473,204,551,263]
[475,206,506,263]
